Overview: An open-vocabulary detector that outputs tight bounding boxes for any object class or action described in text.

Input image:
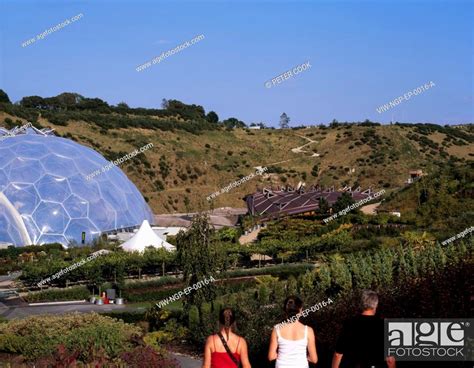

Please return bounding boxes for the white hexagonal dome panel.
[0,126,154,247]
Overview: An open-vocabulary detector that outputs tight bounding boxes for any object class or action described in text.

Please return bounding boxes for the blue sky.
[1,0,472,126]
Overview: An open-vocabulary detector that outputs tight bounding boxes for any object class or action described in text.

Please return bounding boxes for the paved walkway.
[0,300,131,319]
[171,353,201,368]
[239,227,262,244]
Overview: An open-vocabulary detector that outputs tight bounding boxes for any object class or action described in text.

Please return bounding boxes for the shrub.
[0,312,141,361]
[143,319,188,347]
[188,305,199,331]
[119,345,180,368]
[2,117,14,129]
[101,311,147,325]
[154,180,165,191]
[33,344,82,368]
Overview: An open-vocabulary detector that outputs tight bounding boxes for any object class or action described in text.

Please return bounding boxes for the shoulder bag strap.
[217,332,240,367]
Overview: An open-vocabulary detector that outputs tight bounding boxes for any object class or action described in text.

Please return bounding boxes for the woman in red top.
[203,308,251,368]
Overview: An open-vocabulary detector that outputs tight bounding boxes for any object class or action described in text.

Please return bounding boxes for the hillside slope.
[1,97,472,215]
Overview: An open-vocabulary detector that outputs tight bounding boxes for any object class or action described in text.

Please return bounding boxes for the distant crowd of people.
[202,290,396,368]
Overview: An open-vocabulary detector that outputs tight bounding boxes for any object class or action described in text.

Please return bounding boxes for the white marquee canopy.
[120,220,176,252]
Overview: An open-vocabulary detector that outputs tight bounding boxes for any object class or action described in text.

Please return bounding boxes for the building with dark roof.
[244,185,373,220]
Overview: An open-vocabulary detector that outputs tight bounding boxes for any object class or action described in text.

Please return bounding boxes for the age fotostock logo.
[385,319,473,361]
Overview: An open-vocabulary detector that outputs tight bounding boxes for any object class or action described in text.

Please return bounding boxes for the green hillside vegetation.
[2,164,471,367]
[1,90,473,214]
[379,162,474,236]
[11,164,473,292]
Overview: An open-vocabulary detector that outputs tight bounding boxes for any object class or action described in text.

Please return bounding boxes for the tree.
[311,164,319,177]
[314,264,331,296]
[286,275,298,294]
[332,192,355,213]
[329,119,339,128]
[117,102,129,109]
[166,99,206,120]
[329,256,352,294]
[183,196,191,215]
[176,213,218,320]
[299,270,315,298]
[0,89,10,103]
[55,92,82,108]
[19,96,45,109]
[280,113,290,129]
[206,111,219,124]
[222,117,246,129]
[318,197,330,214]
[251,122,267,129]
[216,227,238,243]
[143,247,175,276]
[76,97,109,112]
[161,98,169,109]
[346,254,363,288]
[257,284,270,303]
[396,249,410,283]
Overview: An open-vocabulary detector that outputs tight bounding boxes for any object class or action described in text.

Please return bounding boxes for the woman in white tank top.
[267,296,318,368]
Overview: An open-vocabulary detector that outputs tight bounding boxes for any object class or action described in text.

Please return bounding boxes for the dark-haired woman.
[203,308,252,368]
[268,296,318,368]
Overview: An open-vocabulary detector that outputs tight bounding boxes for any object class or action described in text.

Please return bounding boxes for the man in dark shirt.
[332,290,396,368]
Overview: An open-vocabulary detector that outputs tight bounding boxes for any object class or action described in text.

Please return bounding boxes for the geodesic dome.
[0,126,154,247]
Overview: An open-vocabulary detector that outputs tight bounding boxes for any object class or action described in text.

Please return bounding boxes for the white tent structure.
[120,220,176,252]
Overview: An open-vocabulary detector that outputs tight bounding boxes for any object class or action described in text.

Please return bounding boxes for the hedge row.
[221,263,315,279]
[23,265,311,304]
[124,276,181,290]
[25,286,89,302]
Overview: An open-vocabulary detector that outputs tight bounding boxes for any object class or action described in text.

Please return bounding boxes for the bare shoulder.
[235,334,247,344]
[205,335,215,345]
[235,335,248,354]
[306,325,316,336]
